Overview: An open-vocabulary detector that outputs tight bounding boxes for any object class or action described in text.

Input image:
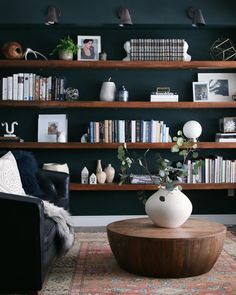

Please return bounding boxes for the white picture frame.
[77,35,101,61]
[38,114,68,142]
[198,73,236,101]
[192,82,209,102]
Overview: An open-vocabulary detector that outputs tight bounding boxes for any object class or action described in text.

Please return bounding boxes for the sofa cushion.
[0,150,43,197]
[0,151,25,195]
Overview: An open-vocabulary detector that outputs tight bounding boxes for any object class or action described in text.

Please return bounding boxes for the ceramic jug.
[99,77,116,101]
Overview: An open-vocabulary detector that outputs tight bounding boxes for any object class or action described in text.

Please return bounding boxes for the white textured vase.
[96,169,107,184]
[104,164,115,183]
[145,188,192,228]
[99,82,116,101]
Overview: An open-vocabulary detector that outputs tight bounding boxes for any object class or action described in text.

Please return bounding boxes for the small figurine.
[1,121,18,137]
[89,173,97,184]
[65,87,79,101]
[99,51,107,61]
[81,167,89,184]
[123,41,131,61]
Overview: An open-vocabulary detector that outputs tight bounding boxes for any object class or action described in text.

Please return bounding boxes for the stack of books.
[215,133,236,142]
[130,39,186,61]
[150,93,179,102]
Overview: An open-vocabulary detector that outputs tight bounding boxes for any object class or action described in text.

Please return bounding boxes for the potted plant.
[51,35,78,60]
[117,130,202,228]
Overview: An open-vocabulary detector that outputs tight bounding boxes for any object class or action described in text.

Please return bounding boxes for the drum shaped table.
[107,217,226,278]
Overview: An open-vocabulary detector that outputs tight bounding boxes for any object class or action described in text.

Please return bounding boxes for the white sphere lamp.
[183,120,202,142]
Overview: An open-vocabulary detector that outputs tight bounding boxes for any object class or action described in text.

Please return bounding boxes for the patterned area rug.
[42,231,236,295]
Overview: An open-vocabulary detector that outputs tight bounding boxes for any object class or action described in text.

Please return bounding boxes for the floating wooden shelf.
[0,142,236,149]
[69,183,236,191]
[0,101,236,109]
[0,60,236,70]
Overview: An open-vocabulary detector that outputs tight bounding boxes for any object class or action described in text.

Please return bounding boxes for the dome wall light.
[187,7,205,27]
[117,7,132,27]
[45,6,61,25]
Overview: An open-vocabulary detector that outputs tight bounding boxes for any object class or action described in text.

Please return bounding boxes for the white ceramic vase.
[99,81,116,101]
[145,187,192,228]
[96,169,107,184]
[104,164,115,183]
[96,160,102,174]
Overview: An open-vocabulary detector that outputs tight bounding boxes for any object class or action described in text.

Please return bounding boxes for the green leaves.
[116,129,203,200]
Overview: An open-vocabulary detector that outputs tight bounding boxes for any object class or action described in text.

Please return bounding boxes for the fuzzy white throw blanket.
[43,200,74,256]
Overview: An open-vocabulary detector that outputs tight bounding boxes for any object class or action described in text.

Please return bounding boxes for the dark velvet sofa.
[0,151,70,295]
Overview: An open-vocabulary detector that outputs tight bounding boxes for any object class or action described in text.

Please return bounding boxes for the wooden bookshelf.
[70,183,236,191]
[0,101,236,109]
[0,60,236,70]
[0,142,236,149]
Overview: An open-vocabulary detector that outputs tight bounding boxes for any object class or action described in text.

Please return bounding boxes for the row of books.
[87,119,171,143]
[130,39,186,61]
[130,156,236,184]
[186,157,235,184]
[1,73,66,101]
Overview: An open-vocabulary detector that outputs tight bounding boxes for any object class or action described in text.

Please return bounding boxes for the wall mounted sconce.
[45,6,61,25]
[187,7,205,27]
[117,7,132,27]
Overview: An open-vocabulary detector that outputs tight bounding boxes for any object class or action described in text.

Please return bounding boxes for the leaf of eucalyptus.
[171,144,179,152]
[192,152,198,158]
[177,130,183,136]
[177,137,184,146]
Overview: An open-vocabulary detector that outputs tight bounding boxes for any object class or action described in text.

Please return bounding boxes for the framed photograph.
[192,82,209,102]
[77,35,101,61]
[38,114,68,142]
[198,73,236,101]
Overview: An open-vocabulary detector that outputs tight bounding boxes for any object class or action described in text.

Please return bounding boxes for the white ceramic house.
[81,166,89,184]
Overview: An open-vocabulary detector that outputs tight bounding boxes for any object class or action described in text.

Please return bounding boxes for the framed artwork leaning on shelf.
[77,35,101,61]
[38,114,68,142]
[192,82,209,102]
[198,73,236,101]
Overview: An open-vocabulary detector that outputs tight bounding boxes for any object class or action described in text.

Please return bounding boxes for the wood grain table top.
[107,217,226,239]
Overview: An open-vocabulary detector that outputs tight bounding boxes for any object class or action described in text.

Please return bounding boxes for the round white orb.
[183,120,202,140]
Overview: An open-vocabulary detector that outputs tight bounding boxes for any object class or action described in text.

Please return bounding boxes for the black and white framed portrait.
[192,82,209,102]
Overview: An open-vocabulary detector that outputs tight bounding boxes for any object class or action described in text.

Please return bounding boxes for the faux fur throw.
[43,200,74,256]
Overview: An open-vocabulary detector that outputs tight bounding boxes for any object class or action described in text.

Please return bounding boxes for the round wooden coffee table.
[107,217,226,278]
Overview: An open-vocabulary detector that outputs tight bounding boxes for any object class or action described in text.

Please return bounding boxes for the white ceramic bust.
[183,41,191,61]
[123,41,131,61]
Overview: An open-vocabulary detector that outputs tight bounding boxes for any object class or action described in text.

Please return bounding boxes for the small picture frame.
[38,114,68,142]
[192,82,209,102]
[77,35,101,61]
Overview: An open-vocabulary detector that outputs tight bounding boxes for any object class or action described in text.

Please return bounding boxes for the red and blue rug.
[43,231,236,295]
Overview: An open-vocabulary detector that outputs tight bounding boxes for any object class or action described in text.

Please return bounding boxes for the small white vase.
[96,169,107,184]
[96,160,102,174]
[104,164,115,183]
[145,187,192,228]
[99,81,116,101]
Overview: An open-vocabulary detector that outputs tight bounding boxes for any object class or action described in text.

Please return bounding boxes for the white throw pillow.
[0,151,25,195]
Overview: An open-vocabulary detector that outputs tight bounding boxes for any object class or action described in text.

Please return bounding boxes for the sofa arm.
[37,169,70,209]
[0,192,45,291]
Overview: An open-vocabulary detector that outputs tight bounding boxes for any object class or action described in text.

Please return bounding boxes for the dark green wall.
[0,0,236,215]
